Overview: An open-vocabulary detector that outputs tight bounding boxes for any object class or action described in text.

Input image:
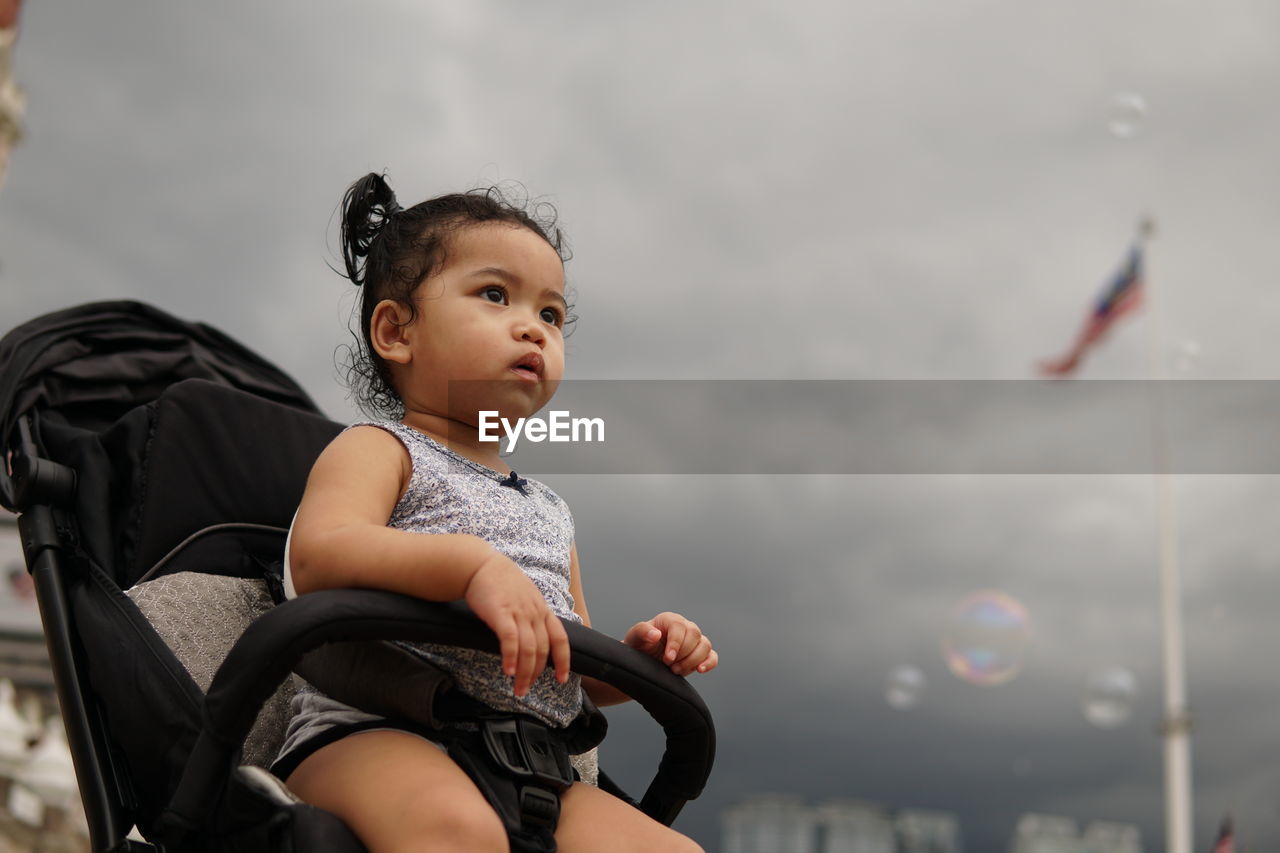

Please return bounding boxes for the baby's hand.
[623,612,718,677]
[465,553,571,697]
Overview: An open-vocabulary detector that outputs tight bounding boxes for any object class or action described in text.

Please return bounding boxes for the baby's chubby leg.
[555,781,705,853]
[286,730,506,853]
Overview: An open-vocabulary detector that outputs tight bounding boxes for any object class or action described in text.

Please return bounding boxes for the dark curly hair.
[337,172,572,418]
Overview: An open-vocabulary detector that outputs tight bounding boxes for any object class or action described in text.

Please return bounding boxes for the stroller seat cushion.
[126,571,298,768]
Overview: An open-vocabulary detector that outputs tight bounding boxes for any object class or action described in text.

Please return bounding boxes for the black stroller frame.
[0,301,715,852]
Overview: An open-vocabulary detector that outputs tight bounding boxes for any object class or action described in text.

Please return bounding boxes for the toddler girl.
[273,173,717,853]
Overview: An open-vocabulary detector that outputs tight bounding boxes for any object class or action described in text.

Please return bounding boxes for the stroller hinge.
[11,452,78,508]
[10,417,78,508]
[18,504,77,564]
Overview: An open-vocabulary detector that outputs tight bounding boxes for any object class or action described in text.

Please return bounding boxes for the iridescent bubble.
[1170,339,1202,374]
[1107,92,1148,139]
[941,591,1033,686]
[885,665,926,711]
[1082,666,1138,728]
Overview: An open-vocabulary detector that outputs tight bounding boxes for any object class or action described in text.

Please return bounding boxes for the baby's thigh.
[556,782,705,853]
[286,730,505,853]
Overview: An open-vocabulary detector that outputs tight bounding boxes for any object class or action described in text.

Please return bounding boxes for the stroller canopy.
[0,299,319,453]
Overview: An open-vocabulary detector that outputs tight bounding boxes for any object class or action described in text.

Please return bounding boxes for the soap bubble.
[1108,92,1148,139]
[885,665,926,710]
[1082,666,1138,728]
[1170,339,1202,374]
[941,591,1033,686]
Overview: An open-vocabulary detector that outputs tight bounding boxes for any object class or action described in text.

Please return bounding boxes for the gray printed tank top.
[368,421,584,726]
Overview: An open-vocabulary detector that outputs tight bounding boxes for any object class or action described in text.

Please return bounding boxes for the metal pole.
[1140,218,1194,853]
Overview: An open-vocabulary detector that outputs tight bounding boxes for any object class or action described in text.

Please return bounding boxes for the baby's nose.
[516,319,545,345]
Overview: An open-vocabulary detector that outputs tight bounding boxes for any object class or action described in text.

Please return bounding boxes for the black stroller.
[0,301,715,852]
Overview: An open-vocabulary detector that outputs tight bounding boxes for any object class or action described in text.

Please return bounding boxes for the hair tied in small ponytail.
[341,172,405,287]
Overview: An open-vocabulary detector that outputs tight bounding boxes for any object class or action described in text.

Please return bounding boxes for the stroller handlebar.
[161,591,715,836]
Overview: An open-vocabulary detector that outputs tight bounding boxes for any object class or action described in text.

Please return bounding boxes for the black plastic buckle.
[519,786,561,831]
[480,716,574,790]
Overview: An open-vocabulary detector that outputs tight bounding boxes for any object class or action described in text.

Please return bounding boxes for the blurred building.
[1010,814,1081,853]
[0,513,44,684]
[722,795,963,853]
[814,799,895,853]
[1009,813,1142,853]
[0,512,87,852]
[1081,821,1142,853]
[0,0,25,190]
[723,794,819,853]
[896,808,964,853]
[722,797,1145,853]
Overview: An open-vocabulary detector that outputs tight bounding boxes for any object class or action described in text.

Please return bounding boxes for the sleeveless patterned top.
[363,421,583,725]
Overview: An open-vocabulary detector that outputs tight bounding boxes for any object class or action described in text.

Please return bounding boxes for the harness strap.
[441,716,573,853]
[431,690,607,853]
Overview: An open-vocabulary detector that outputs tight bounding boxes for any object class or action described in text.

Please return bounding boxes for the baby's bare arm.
[290,426,570,696]
[290,426,482,597]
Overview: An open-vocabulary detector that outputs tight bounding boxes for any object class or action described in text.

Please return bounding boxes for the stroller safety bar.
[162,593,715,839]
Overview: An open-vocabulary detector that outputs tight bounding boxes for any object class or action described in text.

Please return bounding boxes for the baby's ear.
[370,299,414,363]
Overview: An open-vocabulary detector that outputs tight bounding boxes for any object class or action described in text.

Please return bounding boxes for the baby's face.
[397,222,567,427]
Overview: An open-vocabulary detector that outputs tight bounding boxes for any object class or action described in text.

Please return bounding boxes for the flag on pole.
[1039,240,1145,377]
[7,565,34,602]
[1210,815,1235,853]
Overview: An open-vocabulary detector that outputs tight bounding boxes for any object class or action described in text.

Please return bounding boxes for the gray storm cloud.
[3,2,1280,848]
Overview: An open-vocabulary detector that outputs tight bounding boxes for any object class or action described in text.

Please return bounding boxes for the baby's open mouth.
[511,352,543,380]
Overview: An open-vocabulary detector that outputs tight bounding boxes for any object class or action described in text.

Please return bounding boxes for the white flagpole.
[1139,217,1194,853]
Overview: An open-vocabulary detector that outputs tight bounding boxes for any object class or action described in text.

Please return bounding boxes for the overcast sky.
[4,2,1280,850]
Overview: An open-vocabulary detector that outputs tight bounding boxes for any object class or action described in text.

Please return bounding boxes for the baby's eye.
[481,286,507,304]
[540,306,563,326]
